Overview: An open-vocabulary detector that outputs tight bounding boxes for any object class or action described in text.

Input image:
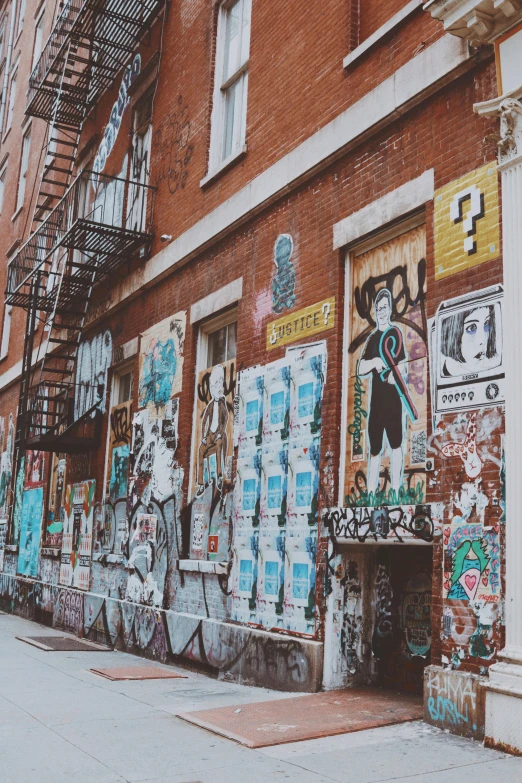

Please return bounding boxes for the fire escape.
[4,0,164,457]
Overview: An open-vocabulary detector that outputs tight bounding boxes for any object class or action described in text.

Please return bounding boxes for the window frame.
[32,5,46,72]
[15,121,32,215]
[5,59,19,136]
[0,158,8,214]
[16,0,26,39]
[0,303,12,360]
[206,0,251,178]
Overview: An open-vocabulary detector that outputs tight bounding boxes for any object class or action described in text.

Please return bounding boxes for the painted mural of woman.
[440,304,499,377]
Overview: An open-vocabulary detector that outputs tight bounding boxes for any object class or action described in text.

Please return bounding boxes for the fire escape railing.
[3,0,166,466]
[27,0,167,124]
[6,169,155,310]
[4,169,155,451]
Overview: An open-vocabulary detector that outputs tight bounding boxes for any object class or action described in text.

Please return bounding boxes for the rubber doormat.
[178,688,423,748]
[17,636,112,652]
[91,666,188,681]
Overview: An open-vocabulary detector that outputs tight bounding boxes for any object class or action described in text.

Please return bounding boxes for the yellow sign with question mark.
[434,162,500,280]
[266,297,336,350]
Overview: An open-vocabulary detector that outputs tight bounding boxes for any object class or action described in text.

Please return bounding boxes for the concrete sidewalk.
[1,613,521,783]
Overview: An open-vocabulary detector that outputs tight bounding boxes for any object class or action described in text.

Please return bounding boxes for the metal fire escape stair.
[4,0,164,459]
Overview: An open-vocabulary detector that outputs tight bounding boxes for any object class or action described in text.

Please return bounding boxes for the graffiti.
[193,360,236,498]
[434,286,504,414]
[126,514,161,606]
[24,450,45,488]
[154,96,193,194]
[272,234,296,314]
[0,519,6,571]
[54,588,83,635]
[372,562,394,658]
[345,227,427,509]
[60,481,96,591]
[426,668,481,737]
[75,330,113,420]
[340,560,362,675]
[17,488,44,578]
[139,312,186,414]
[46,454,66,546]
[106,401,132,503]
[325,503,438,544]
[12,458,25,544]
[93,54,141,186]
[348,372,367,462]
[0,413,14,518]
[401,573,431,657]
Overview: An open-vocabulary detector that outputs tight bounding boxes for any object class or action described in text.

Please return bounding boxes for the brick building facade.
[0,0,519,745]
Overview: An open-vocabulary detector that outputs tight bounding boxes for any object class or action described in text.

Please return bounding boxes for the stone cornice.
[424,0,522,43]
[475,84,522,164]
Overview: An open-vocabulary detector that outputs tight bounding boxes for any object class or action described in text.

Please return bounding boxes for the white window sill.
[343,0,424,69]
[11,204,23,221]
[200,144,247,188]
[5,544,18,553]
[178,559,228,575]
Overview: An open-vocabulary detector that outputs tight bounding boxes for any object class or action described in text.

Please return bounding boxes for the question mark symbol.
[322,302,331,326]
[450,185,485,256]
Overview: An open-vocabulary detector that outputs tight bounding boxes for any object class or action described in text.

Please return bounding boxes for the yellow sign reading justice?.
[266,297,336,350]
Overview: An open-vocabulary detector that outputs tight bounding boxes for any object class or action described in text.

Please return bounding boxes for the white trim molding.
[424,0,522,43]
[344,0,424,69]
[190,278,243,324]
[333,169,434,249]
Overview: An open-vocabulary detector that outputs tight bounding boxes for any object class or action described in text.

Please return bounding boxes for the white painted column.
[476,96,522,752]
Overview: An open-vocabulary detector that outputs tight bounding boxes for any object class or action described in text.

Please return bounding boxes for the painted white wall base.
[485,660,522,753]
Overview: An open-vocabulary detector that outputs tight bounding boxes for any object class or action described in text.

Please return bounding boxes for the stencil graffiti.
[75,331,113,420]
[272,234,296,314]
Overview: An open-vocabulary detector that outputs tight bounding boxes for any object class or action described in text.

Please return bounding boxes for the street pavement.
[1,612,521,783]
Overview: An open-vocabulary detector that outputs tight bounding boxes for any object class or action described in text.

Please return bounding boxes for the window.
[0,305,12,359]
[32,8,45,71]
[16,0,26,37]
[0,162,7,213]
[209,0,251,171]
[115,369,133,405]
[0,16,7,62]
[16,124,31,212]
[127,88,153,233]
[206,319,237,367]
[6,66,17,133]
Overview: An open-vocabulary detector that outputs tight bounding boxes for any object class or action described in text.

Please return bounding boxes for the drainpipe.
[0,0,19,131]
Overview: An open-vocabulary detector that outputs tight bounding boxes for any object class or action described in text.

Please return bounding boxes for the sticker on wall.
[344,225,427,508]
[272,234,296,314]
[60,481,96,591]
[434,285,504,414]
[267,298,335,350]
[139,312,186,415]
[24,450,45,489]
[434,163,500,280]
[17,488,44,578]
